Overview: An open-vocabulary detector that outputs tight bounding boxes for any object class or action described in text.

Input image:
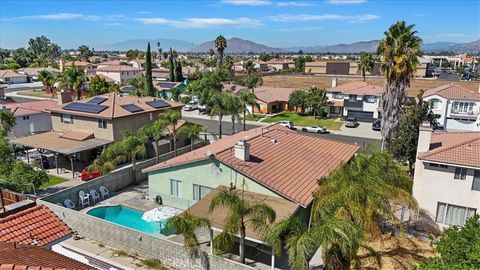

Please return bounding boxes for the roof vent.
[271,139,277,144]
[234,139,250,161]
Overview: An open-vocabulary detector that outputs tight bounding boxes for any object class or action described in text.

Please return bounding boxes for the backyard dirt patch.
[262,75,480,97]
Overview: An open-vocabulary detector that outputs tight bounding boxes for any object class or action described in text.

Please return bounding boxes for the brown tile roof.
[253,86,296,103]
[144,125,359,207]
[64,61,93,67]
[48,92,182,119]
[266,59,294,65]
[2,100,58,117]
[0,205,72,246]
[423,83,480,101]
[188,186,298,240]
[96,66,142,72]
[60,130,95,141]
[0,70,27,79]
[98,60,126,66]
[327,81,383,96]
[0,242,93,270]
[18,67,60,76]
[418,131,480,168]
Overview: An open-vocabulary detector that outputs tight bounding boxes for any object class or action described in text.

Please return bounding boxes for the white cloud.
[135,17,262,29]
[136,11,152,15]
[104,22,122,26]
[327,0,367,5]
[6,13,126,22]
[269,13,380,23]
[222,0,271,5]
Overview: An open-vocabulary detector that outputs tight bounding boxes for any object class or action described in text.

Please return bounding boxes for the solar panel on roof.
[121,104,144,113]
[86,97,108,105]
[63,102,108,114]
[146,100,171,109]
[158,82,177,88]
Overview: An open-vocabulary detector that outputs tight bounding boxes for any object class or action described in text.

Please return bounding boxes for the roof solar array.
[63,102,108,114]
[86,97,108,105]
[146,100,171,109]
[158,82,178,88]
[121,104,144,113]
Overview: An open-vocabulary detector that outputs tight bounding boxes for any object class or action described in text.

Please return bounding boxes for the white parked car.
[183,101,199,111]
[302,125,328,134]
[277,121,294,129]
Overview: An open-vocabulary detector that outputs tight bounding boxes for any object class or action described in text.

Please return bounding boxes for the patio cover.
[11,131,112,155]
[187,186,299,242]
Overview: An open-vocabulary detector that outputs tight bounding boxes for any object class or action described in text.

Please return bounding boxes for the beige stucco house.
[95,66,143,85]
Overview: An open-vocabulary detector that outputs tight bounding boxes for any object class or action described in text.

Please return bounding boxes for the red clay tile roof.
[2,100,58,117]
[327,81,383,96]
[0,205,72,246]
[418,131,480,168]
[64,61,93,67]
[60,130,95,141]
[96,66,142,72]
[144,124,359,207]
[423,83,480,101]
[0,70,27,79]
[253,86,296,103]
[0,242,93,270]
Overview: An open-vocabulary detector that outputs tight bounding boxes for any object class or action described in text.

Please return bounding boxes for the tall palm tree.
[178,123,206,151]
[358,53,375,82]
[215,35,227,69]
[377,21,422,147]
[0,110,15,136]
[139,119,167,163]
[225,93,243,134]
[38,70,57,98]
[237,91,259,131]
[161,109,182,156]
[224,55,234,78]
[165,211,211,258]
[208,90,229,139]
[57,63,86,100]
[209,188,276,264]
[243,60,256,79]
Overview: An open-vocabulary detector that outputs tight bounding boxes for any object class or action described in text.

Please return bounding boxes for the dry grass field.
[262,75,480,97]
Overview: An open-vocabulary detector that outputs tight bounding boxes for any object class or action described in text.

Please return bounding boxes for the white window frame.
[435,202,476,226]
[364,95,376,103]
[170,179,182,198]
[193,184,212,201]
[454,167,467,180]
[472,170,480,191]
[61,114,72,123]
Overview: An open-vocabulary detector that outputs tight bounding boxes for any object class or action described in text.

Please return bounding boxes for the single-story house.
[244,86,296,114]
[0,70,28,84]
[17,67,60,81]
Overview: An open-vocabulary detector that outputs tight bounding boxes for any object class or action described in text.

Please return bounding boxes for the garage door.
[347,111,374,122]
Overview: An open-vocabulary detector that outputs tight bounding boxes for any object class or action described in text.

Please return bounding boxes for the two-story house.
[423,83,480,131]
[95,66,143,85]
[413,123,479,228]
[326,80,383,122]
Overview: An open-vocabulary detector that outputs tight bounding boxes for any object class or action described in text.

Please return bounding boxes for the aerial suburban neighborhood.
[0,0,479,269]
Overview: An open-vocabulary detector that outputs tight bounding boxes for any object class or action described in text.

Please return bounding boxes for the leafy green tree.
[377,21,423,147]
[215,35,227,68]
[416,215,480,270]
[4,61,20,70]
[294,56,305,72]
[178,123,206,151]
[209,188,276,264]
[305,86,327,117]
[388,90,437,175]
[87,75,115,97]
[0,136,13,165]
[258,53,272,62]
[288,89,308,113]
[78,45,92,62]
[145,42,155,96]
[237,90,259,131]
[139,119,167,163]
[358,53,375,81]
[12,48,34,68]
[161,109,182,156]
[2,161,48,193]
[28,36,51,56]
[127,77,146,97]
[188,71,223,106]
[57,63,86,100]
[174,57,184,82]
[0,110,16,136]
[0,48,10,68]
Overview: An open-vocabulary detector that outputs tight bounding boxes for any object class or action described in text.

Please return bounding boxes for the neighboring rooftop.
[64,61,93,67]
[0,70,27,78]
[144,125,359,207]
[98,59,126,66]
[96,65,142,72]
[251,86,296,103]
[1,100,58,117]
[0,205,72,246]
[0,242,93,270]
[327,81,384,96]
[423,83,480,101]
[418,131,480,168]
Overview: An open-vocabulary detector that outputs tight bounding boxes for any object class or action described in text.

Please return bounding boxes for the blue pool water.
[87,205,173,236]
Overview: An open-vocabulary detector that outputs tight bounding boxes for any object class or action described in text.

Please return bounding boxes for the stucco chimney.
[417,121,433,155]
[58,90,72,105]
[331,78,337,88]
[234,139,250,161]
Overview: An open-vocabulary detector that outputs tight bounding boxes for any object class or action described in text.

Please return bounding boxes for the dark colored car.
[34,155,49,169]
[372,119,381,131]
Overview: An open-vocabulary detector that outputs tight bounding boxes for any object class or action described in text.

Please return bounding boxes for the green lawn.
[39,175,67,190]
[263,112,344,130]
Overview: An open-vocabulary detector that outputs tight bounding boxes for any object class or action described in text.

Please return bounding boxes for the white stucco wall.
[424,94,480,131]
[9,113,52,138]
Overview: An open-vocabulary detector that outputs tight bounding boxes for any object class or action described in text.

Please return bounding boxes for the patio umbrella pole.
[70,156,74,178]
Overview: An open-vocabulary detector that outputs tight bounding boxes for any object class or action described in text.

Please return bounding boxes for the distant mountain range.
[96,37,479,54]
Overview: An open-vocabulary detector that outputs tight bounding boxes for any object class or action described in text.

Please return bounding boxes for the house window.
[98,119,107,129]
[454,167,467,180]
[452,101,475,113]
[429,163,448,169]
[193,184,212,201]
[332,92,343,99]
[348,94,357,101]
[430,99,441,109]
[435,202,476,226]
[170,179,182,197]
[22,116,29,120]
[472,170,480,191]
[61,114,72,123]
[364,95,376,103]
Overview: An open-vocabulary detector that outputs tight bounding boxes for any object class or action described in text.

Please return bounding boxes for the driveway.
[339,121,382,140]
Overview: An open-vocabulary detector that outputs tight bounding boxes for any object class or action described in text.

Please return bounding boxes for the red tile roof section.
[144,125,359,207]
[0,205,72,246]
[418,131,480,168]
[424,83,480,101]
[3,100,58,117]
[253,86,296,103]
[96,66,142,72]
[0,242,93,270]
[327,81,383,96]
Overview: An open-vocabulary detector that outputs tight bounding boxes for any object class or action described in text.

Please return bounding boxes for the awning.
[187,186,299,242]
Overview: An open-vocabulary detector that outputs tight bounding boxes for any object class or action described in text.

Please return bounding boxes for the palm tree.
[178,123,206,151]
[215,35,227,69]
[165,211,211,258]
[237,91,259,131]
[209,188,276,264]
[243,60,256,79]
[38,70,57,98]
[224,55,234,78]
[127,77,146,97]
[225,93,243,134]
[139,119,167,163]
[57,63,86,100]
[358,53,375,82]
[161,109,182,156]
[208,90,229,139]
[377,21,422,147]
[0,110,15,136]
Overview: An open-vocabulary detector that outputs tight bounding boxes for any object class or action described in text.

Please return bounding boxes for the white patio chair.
[64,199,75,209]
[78,190,90,208]
[90,190,100,204]
[99,186,109,199]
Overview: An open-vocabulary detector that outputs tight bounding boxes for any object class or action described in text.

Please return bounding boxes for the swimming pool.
[87,205,173,236]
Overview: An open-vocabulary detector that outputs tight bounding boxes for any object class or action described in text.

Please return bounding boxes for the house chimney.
[331,78,337,88]
[234,139,250,161]
[58,90,72,105]
[417,121,433,155]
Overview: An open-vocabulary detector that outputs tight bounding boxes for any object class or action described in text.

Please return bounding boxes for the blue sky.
[1,0,479,49]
